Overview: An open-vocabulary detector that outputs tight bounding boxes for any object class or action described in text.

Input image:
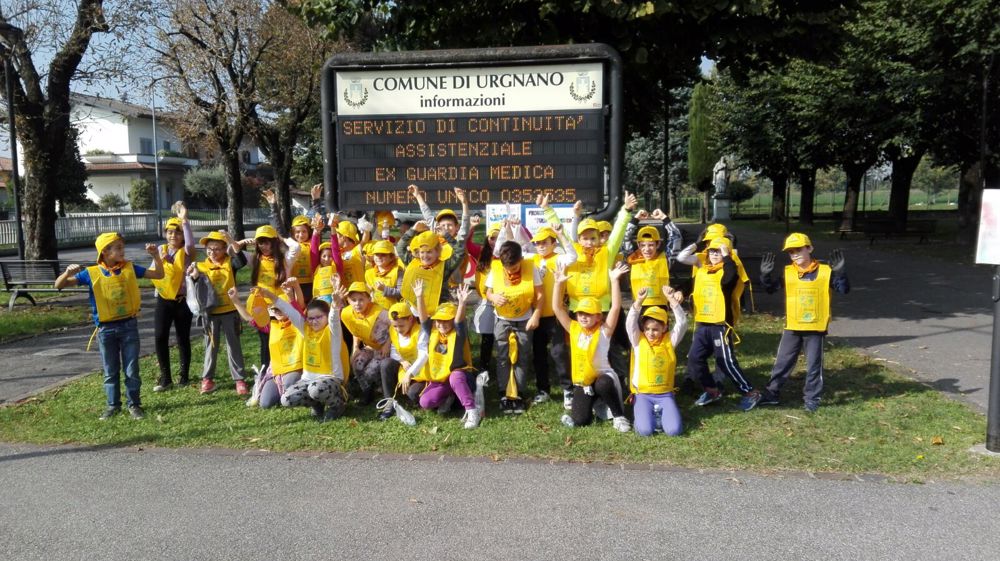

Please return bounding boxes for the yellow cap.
[346,281,369,294]
[637,226,661,241]
[319,242,332,252]
[577,218,599,235]
[531,226,557,243]
[291,215,310,228]
[430,302,458,321]
[95,232,122,260]
[782,232,812,251]
[389,302,413,319]
[254,225,278,240]
[375,211,396,228]
[336,221,359,242]
[574,297,602,315]
[435,208,458,222]
[199,231,228,246]
[487,222,502,238]
[597,221,613,233]
[165,218,183,231]
[641,306,668,325]
[707,236,732,251]
[702,223,728,241]
[370,240,395,255]
[409,231,453,261]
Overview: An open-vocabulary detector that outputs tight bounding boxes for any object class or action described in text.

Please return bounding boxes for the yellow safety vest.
[269,319,303,375]
[366,265,402,310]
[630,336,677,395]
[489,259,536,319]
[628,253,670,306]
[341,248,365,287]
[693,264,744,326]
[389,323,420,376]
[566,244,609,309]
[426,329,461,383]
[302,323,350,380]
[88,263,141,322]
[533,253,559,317]
[256,255,279,291]
[291,242,313,283]
[312,265,336,299]
[151,245,186,300]
[401,259,445,316]
[341,304,386,349]
[784,264,832,331]
[569,321,601,387]
[197,257,236,314]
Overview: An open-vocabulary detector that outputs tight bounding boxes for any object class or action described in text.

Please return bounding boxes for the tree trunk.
[770,174,787,221]
[797,168,817,225]
[956,162,982,245]
[701,190,711,223]
[223,152,245,239]
[887,149,925,229]
[839,162,869,231]
[22,157,60,260]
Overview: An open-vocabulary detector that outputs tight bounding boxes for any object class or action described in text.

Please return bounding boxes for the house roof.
[0,157,11,172]
[71,92,156,119]
[85,161,193,172]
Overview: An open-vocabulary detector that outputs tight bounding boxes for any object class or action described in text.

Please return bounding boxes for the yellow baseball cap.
[430,302,457,321]
[531,226,558,243]
[641,306,668,325]
[199,231,228,246]
[389,302,413,319]
[346,281,369,294]
[597,221,613,233]
[435,209,458,222]
[782,232,812,251]
[165,218,183,231]
[375,211,396,228]
[336,221,360,242]
[291,215,310,228]
[254,225,278,240]
[370,240,395,255]
[637,226,661,241]
[702,223,728,241]
[408,231,453,260]
[487,222,502,238]
[577,218,599,235]
[707,236,732,251]
[319,242,332,252]
[95,232,122,260]
[574,297,602,315]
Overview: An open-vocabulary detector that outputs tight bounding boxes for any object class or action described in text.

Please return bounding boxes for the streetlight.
[149,77,165,236]
[0,23,26,259]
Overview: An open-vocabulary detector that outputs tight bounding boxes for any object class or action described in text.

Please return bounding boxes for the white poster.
[486,204,521,233]
[523,204,574,234]
[976,189,1000,264]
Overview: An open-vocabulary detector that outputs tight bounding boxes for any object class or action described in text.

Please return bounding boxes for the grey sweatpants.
[765,330,825,405]
[202,311,245,381]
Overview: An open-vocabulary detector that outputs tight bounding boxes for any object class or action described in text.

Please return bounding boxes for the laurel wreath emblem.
[569,80,597,102]
[343,86,369,108]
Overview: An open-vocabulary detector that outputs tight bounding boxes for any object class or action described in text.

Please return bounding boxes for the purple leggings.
[633,392,683,437]
[419,370,476,411]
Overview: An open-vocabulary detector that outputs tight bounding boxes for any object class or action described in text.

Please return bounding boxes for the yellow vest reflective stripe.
[426,329,459,383]
[365,265,401,310]
[534,253,559,317]
[197,257,236,314]
[569,321,601,387]
[269,320,303,375]
[628,254,670,306]
[341,249,365,287]
[302,324,350,380]
[88,263,141,322]
[291,242,313,282]
[151,245,185,300]
[489,259,536,319]
[340,304,386,349]
[631,337,677,394]
[566,244,609,307]
[401,259,445,316]
[313,266,335,298]
[784,264,832,331]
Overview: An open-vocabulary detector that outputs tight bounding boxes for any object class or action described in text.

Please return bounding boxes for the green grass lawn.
[1,312,995,481]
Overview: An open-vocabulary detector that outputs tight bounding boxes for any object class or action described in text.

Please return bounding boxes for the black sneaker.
[500,398,514,414]
[177,376,190,387]
[310,404,325,419]
[758,390,781,406]
[322,407,342,423]
[98,406,120,421]
[804,400,820,413]
[512,398,526,415]
[128,405,145,420]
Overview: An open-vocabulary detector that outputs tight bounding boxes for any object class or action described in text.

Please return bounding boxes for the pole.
[150,83,162,235]
[988,266,1000,451]
[3,51,25,259]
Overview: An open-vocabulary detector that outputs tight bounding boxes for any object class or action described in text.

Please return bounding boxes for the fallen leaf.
[871,402,885,410]
[408,497,422,504]
[918,345,928,350]
[725,477,743,485]
[564,436,573,447]
[155,414,165,423]
[490,454,501,462]
[914,436,924,443]
[931,436,944,445]
[347,419,358,428]
[430,444,438,451]
[952,426,964,431]
[248,437,261,443]
[536,423,551,433]
[428,426,439,435]
[785,431,794,437]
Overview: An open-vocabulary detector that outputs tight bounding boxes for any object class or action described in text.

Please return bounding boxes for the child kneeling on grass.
[626,286,688,436]
[552,261,632,433]
[55,232,165,420]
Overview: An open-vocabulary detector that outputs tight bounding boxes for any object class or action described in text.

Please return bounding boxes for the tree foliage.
[183,165,227,207]
[128,178,154,210]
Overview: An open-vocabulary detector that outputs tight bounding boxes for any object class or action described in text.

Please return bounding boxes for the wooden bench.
[837,218,937,245]
[0,260,89,311]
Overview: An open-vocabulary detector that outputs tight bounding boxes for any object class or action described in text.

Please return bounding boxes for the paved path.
[1,442,997,561]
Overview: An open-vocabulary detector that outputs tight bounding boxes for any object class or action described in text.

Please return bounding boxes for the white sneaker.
[437,394,455,414]
[612,416,632,433]
[463,408,481,429]
[474,371,489,416]
[563,390,573,411]
[532,391,550,404]
[593,399,611,421]
[560,414,575,428]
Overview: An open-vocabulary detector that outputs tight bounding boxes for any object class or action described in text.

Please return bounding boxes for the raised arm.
[604,262,629,335]
[666,287,688,348]
[54,264,82,289]
[270,289,305,332]
[606,191,637,259]
[551,262,572,332]
[142,243,165,280]
[227,286,255,324]
[626,287,648,347]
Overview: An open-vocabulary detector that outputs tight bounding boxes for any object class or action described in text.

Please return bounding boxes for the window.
[140,138,153,155]
[241,150,251,164]
[163,141,171,152]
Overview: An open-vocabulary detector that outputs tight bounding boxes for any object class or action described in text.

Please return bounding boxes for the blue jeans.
[97,318,141,408]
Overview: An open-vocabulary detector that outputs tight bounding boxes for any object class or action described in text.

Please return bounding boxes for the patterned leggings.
[280,376,346,416]
[351,347,388,394]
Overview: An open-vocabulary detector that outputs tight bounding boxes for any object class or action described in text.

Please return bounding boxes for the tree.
[98,192,127,211]
[727,180,755,213]
[128,178,154,210]
[1,1,146,258]
[153,0,275,239]
[687,81,719,222]
[183,165,227,207]
[625,130,663,210]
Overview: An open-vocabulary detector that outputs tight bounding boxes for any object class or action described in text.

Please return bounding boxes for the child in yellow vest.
[382,297,430,421]
[626,286,688,436]
[151,203,195,391]
[552,260,632,432]
[55,233,165,420]
[269,284,351,422]
[682,236,762,411]
[341,282,392,405]
[365,240,403,310]
[308,213,343,303]
[408,183,472,289]
[627,225,672,309]
[187,231,249,396]
[228,284,304,409]
[758,233,849,412]
[413,284,483,429]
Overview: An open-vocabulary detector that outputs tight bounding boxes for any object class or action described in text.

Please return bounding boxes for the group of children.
[57,186,849,434]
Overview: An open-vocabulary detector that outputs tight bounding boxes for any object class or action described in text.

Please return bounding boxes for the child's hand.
[470,215,482,228]
[634,209,649,220]
[623,191,638,212]
[175,201,188,221]
[651,208,667,221]
[667,287,685,307]
[238,238,254,247]
[310,183,323,200]
[282,277,300,289]
[400,372,412,394]
[227,286,239,302]
[760,252,775,276]
[490,292,508,307]
[456,283,471,303]
[257,286,277,300]
[554,263,570,284]
[609,262,630,280]
[454,187,467,205]
[635,287,649,306]
[326,212,337,228]
[412,220,430,233]
[573,200,584,217]
[830,249,846,272]
[408,184,425,203]
[186,263,199,278]
[262,189,276,206]
[65,264,82,276]
[412,279,424,298]
[311,214,324,231]
[145,243,159,257]
[536,192,551,209]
